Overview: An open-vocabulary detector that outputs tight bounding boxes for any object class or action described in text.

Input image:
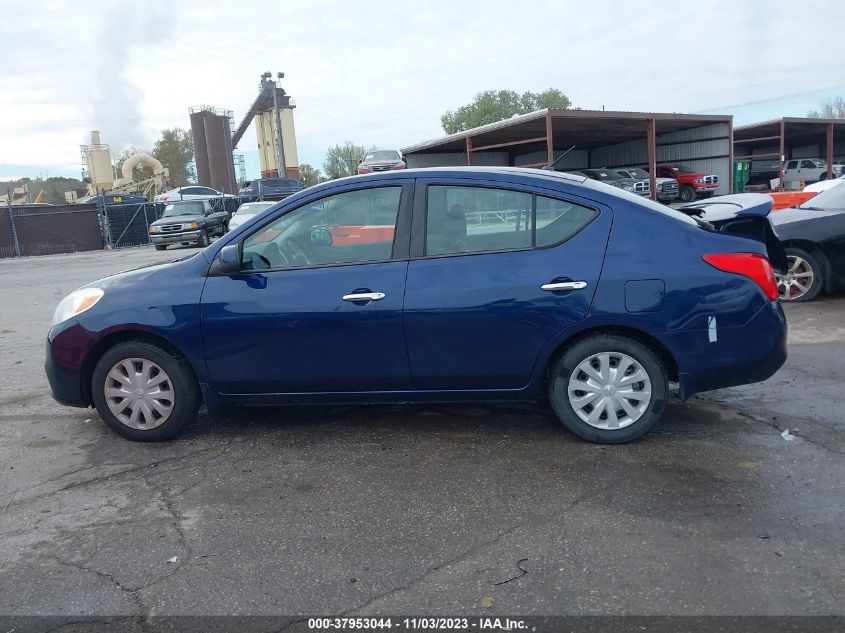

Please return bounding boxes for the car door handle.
[342,292,386,302]
[541,281,587,291]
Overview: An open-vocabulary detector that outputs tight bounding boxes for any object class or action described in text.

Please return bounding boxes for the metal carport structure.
[402,109,734,200]
[733,117,845,190]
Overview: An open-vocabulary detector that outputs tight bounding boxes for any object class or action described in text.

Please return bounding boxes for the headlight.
[52,288,104,326]
[149,226,159,233]
[622,184,635,191]
[183,222,198,230]
[694,178,704,184]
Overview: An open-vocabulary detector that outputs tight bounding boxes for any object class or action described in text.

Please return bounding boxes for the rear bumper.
[669,301,787,399]
[45,322,96,408]
[150,230,201,245]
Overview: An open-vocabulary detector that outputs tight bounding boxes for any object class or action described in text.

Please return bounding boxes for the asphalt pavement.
[0,246,843,617]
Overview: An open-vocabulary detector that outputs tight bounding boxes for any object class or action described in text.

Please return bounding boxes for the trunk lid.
[679,193,788,274]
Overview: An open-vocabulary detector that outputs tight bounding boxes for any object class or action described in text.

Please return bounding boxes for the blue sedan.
[45,168,787,443]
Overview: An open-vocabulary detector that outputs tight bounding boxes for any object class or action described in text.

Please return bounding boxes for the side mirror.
[212,243,242,275]
[310,226,333,246]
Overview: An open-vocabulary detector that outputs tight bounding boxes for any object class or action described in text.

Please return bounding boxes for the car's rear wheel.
[776,247,823,302]
[91,341,200,441]
[548,335,667,443]
[679,185,696,203]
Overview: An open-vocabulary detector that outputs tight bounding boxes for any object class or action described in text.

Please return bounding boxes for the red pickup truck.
[654,164,720,202]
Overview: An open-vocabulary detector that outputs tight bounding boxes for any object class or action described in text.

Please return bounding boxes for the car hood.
[150,214,206,226]
[361,160,402,166]
[771,206,845,225]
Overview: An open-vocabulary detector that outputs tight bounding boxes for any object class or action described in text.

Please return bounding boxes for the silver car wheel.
[567,352,652,430]
[104,358,175,430]
[776,255,814,301]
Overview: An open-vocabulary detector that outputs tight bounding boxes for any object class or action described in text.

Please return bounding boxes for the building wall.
[513,149,588,169]
[405,151,508,168]
[590,123,731,194]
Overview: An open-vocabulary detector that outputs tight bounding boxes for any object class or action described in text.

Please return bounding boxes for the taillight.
[703,253,779,301]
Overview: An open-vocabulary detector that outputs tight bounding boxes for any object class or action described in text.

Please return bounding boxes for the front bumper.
[150,230,201,245]
[657,191,679,201]
[692,183,720,191]
[668,301,787,399]
[45,321,97,408]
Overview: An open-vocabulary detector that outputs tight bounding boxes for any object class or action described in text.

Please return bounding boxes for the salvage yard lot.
[1,248,844,615]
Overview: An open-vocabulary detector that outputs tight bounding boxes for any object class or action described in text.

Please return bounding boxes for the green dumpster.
[733,159,751,193]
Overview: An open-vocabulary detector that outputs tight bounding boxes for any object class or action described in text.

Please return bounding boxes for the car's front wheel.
[776,247,823,302]
[548,334,668,443]
[197,229,209,247]
[91,341,200,441]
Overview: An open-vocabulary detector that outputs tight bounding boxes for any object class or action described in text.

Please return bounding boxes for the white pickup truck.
[783,158,844,189]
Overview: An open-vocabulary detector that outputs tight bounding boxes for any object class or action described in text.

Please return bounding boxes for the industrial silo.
[189,110,211,186]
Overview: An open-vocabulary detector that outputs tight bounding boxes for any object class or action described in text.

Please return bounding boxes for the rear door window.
[424,185,597,256]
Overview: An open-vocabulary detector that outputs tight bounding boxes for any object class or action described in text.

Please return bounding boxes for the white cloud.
[0,0,841,177]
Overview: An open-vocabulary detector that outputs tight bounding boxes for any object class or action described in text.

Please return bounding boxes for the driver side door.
[200,181,414,395]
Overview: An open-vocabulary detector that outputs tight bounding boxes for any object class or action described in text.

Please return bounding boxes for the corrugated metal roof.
[403,108,732,155]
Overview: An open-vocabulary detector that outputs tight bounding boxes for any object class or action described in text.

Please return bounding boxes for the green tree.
[115,146,154,181]
[808,96,845,119]
[323,141,369,179]
[441,89,572,134]
[153,128,195,186]
[298,163,322,187]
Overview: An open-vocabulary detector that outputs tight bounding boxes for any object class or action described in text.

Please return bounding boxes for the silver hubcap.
[566,352,652,430]
[104,358,175,430]
[776,256,814,300]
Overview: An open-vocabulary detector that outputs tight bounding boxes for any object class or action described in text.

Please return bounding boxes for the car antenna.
[543,145,576,171]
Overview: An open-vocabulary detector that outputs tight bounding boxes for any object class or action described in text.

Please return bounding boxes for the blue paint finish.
[200,261,412,393]
[44,167,788,414]
[403,206,611,390]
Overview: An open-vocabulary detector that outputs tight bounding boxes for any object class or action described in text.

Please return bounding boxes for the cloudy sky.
[0,0,842,180]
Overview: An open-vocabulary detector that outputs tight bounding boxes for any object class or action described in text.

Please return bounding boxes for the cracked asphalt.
[1,247,844,617]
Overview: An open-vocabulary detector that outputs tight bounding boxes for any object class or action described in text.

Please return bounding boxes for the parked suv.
[654,164,719,202]
[615,167,679,202]
[570,168,650,197]
[148,200,229,250]
[357,150,406,174]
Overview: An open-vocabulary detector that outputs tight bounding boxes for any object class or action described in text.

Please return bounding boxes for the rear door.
[403,178,612,391]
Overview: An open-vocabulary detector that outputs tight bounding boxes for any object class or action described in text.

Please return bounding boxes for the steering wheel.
[280,238,310,266]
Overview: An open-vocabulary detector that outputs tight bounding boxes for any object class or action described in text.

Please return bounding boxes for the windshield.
[587,170,620,181]
[364,150,400,162]
[622,168,649,179]
[803,179,845,210]
[162,201,205,217]
[672,165,697,174]
[235,202,274,216]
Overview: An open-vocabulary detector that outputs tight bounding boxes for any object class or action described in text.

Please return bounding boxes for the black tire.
[819,172,828,181]
[679,185,696,203]
[197,229,209,247]
[91,341,200,441]
[154,245,167,251]
[548,334,668,444]
[777,246,824,302]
